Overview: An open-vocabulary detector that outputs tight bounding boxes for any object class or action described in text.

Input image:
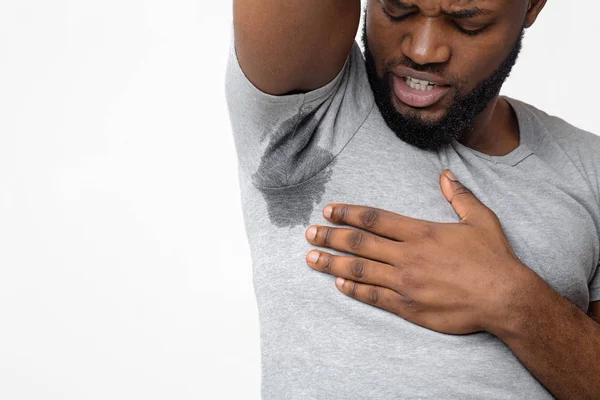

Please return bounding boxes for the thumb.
[440,170,489,223]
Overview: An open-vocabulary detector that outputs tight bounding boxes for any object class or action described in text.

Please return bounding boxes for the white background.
[0,1,598,399]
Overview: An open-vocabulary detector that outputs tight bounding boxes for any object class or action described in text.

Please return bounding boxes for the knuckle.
[322,254,333,271]
[323,228,333,245]
[360,208,380,229]
[337,206,349,222]
[409,224,434,241]
[401,270,423,289]
[348,230,364,250]
[404,251,424,267]
[368,288,380,305]
[402,298,421,312]
[350,258,365,279]
[454,186,473,197]
[349,281,358,298]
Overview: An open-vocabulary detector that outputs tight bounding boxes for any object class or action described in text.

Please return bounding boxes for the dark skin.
[305,177,600,399]
[366,0,531,154]
[234,0,600,397]
[305,1,600,398]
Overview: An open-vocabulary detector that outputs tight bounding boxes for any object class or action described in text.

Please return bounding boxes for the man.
[225,0,600,398]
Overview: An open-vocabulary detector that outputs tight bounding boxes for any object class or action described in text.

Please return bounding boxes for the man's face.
[363,0,530,151]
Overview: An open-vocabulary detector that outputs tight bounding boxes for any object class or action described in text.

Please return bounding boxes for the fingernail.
[306,226,317,240]
[307,251,320,263]
[336,277,345,287]
[446,170,458,182]
[323,205,333,218]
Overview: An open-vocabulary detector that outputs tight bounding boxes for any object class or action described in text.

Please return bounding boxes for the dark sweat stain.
[252,108,337,228]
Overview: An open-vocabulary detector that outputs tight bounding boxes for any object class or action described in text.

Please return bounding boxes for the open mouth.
[404,76,439,91]
[392,75,451,108]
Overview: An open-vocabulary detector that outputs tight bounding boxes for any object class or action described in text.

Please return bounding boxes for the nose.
[401,17,451,65]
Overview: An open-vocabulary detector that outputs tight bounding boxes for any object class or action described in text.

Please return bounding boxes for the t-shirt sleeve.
[590,263,600,303]
[224,29,374,189]
[582,134,600,303]
[535,111,600,304]
[584,136,600,303]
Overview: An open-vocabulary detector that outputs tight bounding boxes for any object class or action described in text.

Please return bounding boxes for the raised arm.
[233,0,361,95]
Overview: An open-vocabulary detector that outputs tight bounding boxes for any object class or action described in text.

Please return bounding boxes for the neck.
[457,96,520,156]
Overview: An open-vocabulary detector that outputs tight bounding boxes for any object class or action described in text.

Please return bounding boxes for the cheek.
[366,16,404,73]
[367,37,391,76]
[454,40,511,91]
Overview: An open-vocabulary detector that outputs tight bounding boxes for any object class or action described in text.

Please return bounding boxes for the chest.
[248,134,598,312]
[323,151,599,310]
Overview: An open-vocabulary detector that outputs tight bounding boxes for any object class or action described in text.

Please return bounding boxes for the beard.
[362,15,525,152]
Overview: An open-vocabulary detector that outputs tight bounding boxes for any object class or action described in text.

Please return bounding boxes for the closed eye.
[382,7,414,22]
[453,22,491,36]
[383,6,491,37]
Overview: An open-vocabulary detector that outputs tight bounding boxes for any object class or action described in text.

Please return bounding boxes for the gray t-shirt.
[225,36,600,399]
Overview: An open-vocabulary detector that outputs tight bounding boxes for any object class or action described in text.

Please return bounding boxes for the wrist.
[483,260,540,341]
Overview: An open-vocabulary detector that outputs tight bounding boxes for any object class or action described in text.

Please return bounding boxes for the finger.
[334,278,408,315]
[306,225,403,265]
[323,203,436,242]
[306,251,401,291]
[440,170,492,224]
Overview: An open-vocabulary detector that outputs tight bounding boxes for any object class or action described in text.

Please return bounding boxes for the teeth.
[405,76,436,92]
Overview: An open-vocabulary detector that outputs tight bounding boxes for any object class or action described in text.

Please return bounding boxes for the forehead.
[383,0,506,12]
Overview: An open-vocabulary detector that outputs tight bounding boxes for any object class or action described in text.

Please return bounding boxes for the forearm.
[490,264,600,400]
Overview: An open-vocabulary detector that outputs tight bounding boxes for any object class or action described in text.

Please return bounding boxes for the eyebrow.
[385,0,494,19]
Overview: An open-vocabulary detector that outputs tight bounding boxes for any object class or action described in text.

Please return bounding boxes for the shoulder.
[509,97,600,204]
[508,97,600,156]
